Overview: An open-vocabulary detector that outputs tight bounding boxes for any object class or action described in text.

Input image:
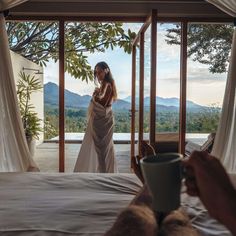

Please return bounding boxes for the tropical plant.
[7,22,136,82]
[16,71,43,140]
[44,117,57,140]
[165,24,233,73]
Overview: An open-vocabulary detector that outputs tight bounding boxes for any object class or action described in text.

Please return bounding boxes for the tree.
[16,71,43,140]
[7,22,136,81]
[165,24,233,73]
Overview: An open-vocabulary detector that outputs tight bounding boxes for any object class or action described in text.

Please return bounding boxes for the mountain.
[44,82,59,106]
[44,82,131,110]
[124,95,206,111]
[113,99,131,110]
[44,82,90,108]
[44,82,207,112]
[123,96,132,103]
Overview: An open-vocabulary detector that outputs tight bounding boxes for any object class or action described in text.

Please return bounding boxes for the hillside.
[44,82,209,112]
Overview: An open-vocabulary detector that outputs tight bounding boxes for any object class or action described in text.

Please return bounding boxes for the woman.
[74,61,118,173]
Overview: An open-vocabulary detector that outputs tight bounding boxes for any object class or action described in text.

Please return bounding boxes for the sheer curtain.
[207,0,236,172]
[0,1,39,171]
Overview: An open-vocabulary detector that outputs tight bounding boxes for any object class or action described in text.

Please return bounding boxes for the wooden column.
[179,21,188,155]
[130,45,136,167]
[150,9,157,147]
[59,20,65,172]
[139,32,144,157]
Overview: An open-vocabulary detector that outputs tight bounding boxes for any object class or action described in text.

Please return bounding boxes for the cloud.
[118,90,130,99]
[43,23,228,106]
[44,61,59,84]
[187,61,227,83]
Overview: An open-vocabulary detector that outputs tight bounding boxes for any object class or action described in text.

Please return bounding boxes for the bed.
[0,172,234,235]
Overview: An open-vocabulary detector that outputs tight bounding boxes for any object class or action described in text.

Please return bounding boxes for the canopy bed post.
[179,20,188,155]
[149,9,157,147]
[138,31,144,157]
[130,45,136,168]
[59,19,65,172]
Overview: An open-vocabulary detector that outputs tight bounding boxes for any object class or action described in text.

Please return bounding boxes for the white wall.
[10,51,44,144]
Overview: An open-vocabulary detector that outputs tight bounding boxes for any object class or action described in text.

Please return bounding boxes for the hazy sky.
[44,23,228,107]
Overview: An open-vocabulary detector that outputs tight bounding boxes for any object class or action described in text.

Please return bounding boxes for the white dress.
[74,98,117,173]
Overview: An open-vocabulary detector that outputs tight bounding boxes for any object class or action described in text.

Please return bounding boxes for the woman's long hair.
[94,61,117,101]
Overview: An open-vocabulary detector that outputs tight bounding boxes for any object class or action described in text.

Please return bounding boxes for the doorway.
[130,10,157,166]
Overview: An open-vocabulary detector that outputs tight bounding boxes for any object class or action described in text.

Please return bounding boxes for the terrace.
[35,132,209,172]
[2,0,234,173]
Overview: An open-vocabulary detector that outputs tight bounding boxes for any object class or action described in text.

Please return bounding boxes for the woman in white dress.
[74,61,118,173]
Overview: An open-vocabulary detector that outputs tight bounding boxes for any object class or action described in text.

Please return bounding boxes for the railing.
[45,132,209,145]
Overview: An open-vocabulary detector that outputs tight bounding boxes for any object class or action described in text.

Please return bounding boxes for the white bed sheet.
[181,192,231,236]
[0,172,235,236]
[180,173,236,236]
[0,173,141,235]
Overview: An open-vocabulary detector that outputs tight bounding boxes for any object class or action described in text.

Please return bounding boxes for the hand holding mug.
[140,153,183,213]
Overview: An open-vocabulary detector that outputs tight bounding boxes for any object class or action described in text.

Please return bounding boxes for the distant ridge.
[123,95,206,110]
[44,82,131,110]
[44,82,209,112]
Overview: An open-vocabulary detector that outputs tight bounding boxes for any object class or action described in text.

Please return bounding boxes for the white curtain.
[0,1,39,172]
[207,0,236,172]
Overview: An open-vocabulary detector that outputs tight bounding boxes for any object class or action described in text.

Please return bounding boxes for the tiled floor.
[34,143,132,173]
[34,133,208,173]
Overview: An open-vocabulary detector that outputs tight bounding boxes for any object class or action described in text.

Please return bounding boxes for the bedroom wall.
[10,51,44,144]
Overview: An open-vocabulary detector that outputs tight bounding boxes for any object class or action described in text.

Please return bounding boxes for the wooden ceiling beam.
[9,0,231,19]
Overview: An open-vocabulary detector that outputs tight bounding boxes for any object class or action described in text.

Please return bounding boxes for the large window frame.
[8,14,233,172]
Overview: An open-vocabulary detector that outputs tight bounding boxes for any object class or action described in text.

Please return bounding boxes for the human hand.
[93,87,100,96]
[183,151,236,232]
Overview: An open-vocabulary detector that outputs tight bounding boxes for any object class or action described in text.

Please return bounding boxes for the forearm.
[93,83,112,106]
[219,191,236,235]
[184,151,236,235]
[224,214,236,236]
[94,94,110,106]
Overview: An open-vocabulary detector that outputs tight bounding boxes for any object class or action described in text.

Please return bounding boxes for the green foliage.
[165,24,233,73]
[114,111,131,132]
[44,105,221,140]
[156,112,179,132]
[16,71,43,140]
[186,106,221,132]
[7,22,136,82]
[44,117,57,140]
[44,107,59,140]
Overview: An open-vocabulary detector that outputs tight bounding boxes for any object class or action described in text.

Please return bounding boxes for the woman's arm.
[94,83,113,107]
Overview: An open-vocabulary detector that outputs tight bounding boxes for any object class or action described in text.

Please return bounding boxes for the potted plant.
[16,71,43,156]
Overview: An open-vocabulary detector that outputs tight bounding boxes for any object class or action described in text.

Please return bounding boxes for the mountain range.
[44,82,208,112]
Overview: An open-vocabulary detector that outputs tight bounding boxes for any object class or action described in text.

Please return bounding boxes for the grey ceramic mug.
[140,153,183,212]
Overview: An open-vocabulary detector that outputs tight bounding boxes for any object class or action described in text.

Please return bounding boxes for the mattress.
[0,173,141,235]
[0,172,234,235]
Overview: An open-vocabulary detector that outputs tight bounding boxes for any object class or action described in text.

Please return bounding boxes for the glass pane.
[143,26,151,141]
[64,22,94,172]
[7,20,60,172]
[64,22,140,172]
[186,23,231,144]
[156,23,181,143]
[135,42,140,156]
